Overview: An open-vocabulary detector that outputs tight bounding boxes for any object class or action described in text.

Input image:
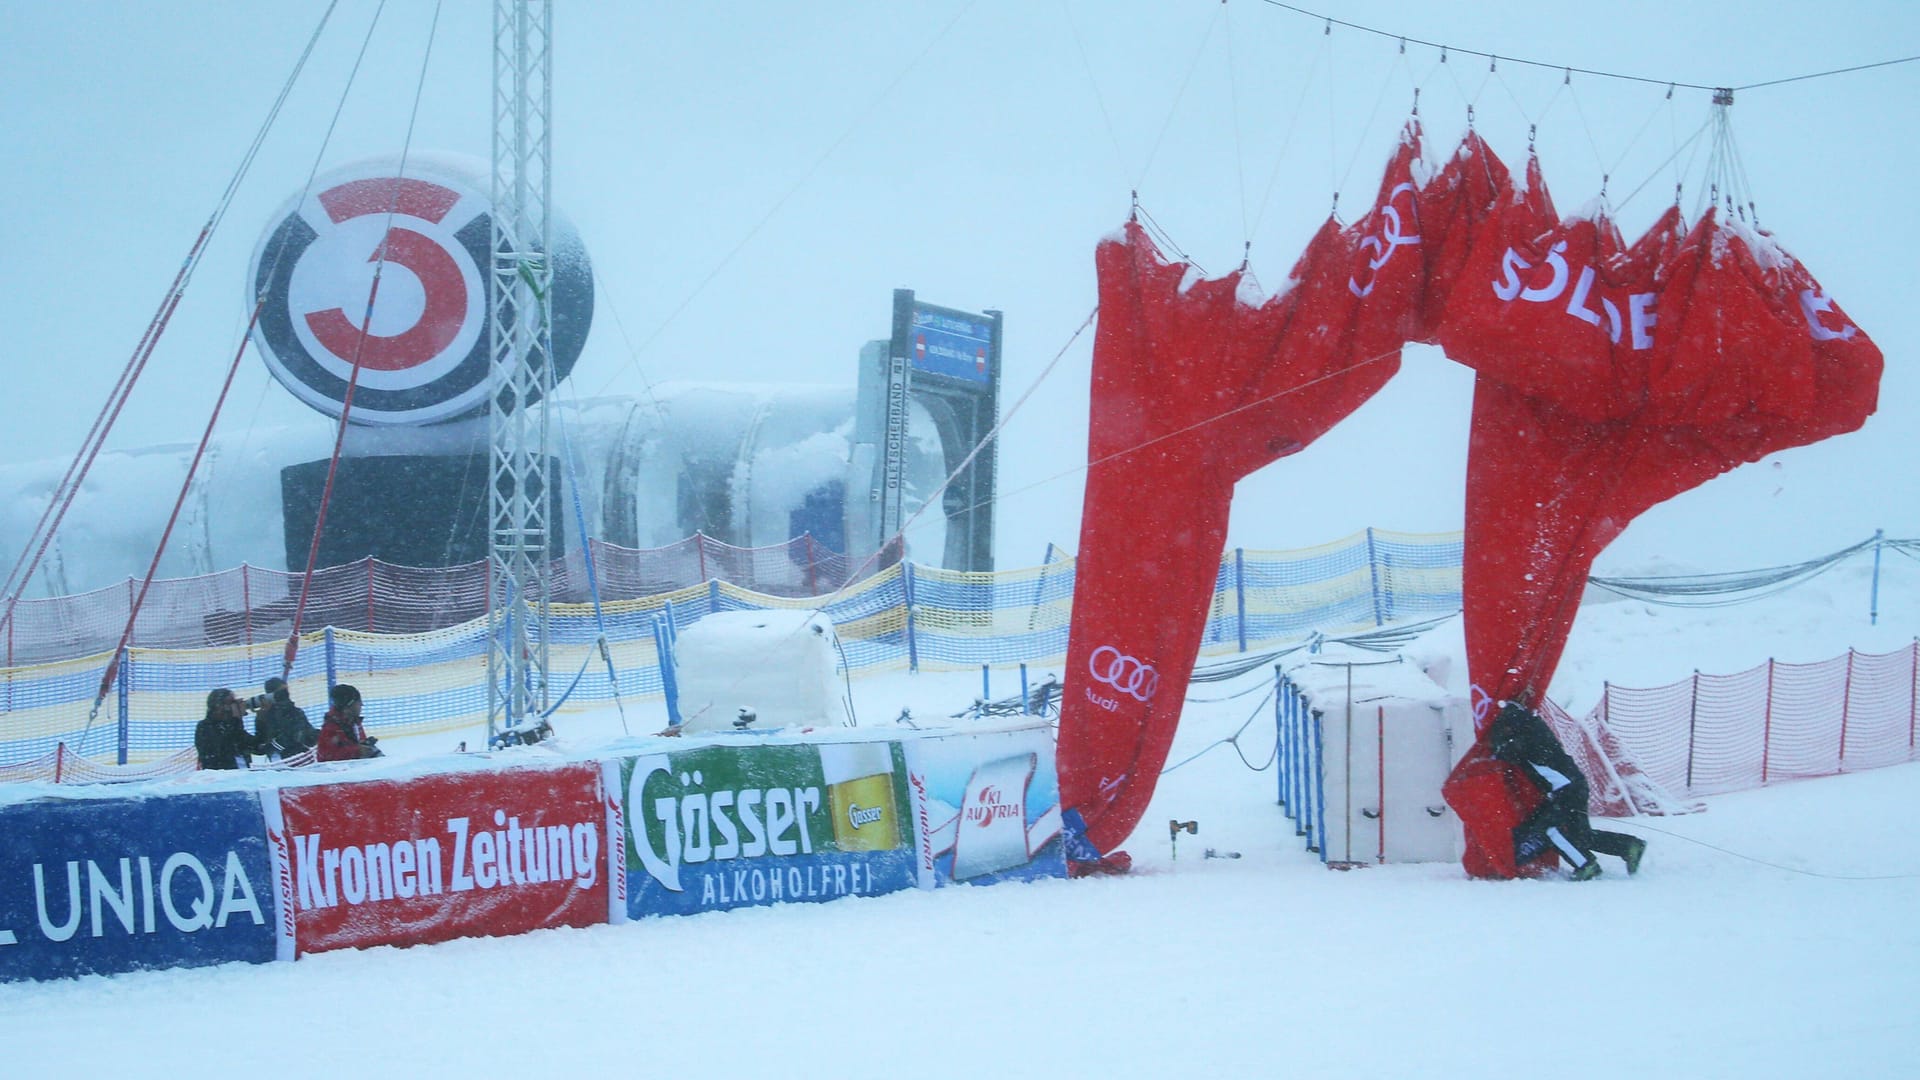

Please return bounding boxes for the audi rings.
[1088,645,1159,703]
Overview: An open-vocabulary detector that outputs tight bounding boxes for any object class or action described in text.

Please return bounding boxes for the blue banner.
[0,791,278,982]
[908,307,993,384]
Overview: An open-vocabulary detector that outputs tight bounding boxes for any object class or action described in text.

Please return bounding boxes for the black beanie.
[264,676,288,697]
[329,683,361,708]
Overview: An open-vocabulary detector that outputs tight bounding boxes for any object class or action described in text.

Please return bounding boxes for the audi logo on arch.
[1088,645,1159,703]
[248,155,592,427]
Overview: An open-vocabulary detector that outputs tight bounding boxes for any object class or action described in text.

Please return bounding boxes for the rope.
[588,0,981,401]
[0,0,343,633]
[1161,685,1278,774]
[1250,0,1920,94]
[1624,820,1920,881]
[1136,1,1225,193]
[284,0,444,678]
[1059,0,1130,190]
[557,385,629,734]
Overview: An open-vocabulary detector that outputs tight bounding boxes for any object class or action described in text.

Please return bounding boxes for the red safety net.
[3,533,867,666]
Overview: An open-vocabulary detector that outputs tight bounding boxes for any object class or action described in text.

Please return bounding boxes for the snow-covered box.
[671,609,854,734]
[1278,647,1473,865]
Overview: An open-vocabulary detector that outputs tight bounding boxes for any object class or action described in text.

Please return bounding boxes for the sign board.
[904,724,1066,887]
[248,154,593,427]
[266,764,609,956]
[0,792,278,982]
[614,740,917,918]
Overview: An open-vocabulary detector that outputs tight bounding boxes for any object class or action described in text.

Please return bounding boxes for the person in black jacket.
[195,688,255,771]
[253,676,318,761]
[1487,700,1647,881]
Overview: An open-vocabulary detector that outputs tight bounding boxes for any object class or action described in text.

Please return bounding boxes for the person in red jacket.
[316,683,382,762]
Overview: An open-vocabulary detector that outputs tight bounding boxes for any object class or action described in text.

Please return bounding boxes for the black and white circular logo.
[248,156,592,426]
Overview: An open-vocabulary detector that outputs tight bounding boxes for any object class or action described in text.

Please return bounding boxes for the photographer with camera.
[252,676,318,762]
[195,688,256,771]
[316,683,383,762]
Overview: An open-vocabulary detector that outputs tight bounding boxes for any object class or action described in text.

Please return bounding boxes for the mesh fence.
[1594,643,1920,798]
[0,530,1464,769]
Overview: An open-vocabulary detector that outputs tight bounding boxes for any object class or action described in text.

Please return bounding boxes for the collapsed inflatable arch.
[1055,119,1882,878]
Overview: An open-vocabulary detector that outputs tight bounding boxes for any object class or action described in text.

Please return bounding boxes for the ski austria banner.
[0,791,278,982]
[613,740,917,918]
[264,764,608,956]
[904,723,1065,887]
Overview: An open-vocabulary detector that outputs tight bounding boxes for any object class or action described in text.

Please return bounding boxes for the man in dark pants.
[1487,701,1647,880]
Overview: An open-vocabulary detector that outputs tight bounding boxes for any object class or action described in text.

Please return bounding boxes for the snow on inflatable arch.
[1055,119,1883,878]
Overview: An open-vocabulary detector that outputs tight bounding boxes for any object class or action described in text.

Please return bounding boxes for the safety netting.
[1,533,866,667]
[0,531,1463,769]
[1595,643,1920,798]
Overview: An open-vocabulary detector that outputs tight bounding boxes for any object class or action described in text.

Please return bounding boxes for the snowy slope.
[3,565,1916,1077]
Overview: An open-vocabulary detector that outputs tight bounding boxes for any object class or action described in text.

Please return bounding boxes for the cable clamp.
[1712,87,1734,106]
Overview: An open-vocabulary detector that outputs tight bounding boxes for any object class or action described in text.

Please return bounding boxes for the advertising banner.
[0,791,278,982]
[616,740,917,918]
[906,724,1067,888]
[272,764,608,956]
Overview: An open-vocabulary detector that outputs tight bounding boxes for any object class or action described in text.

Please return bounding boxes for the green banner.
[617,740,916,917]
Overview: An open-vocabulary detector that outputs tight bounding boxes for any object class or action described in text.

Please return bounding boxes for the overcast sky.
[2,0,1914,572]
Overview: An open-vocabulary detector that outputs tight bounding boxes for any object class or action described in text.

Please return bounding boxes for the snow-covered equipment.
[1278,649,1473,866]
[670,610,854,734]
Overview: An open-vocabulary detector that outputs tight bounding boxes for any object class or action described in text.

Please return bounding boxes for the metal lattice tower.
[486,0,554,741]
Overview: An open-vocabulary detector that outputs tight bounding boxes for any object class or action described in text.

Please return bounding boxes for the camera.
[246,694,271,710]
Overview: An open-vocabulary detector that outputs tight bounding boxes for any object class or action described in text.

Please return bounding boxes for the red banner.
[274,765,608,955]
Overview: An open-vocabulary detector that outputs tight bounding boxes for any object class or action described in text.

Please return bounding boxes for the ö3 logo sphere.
[247,155,593,427]
[1088,644,1159,703]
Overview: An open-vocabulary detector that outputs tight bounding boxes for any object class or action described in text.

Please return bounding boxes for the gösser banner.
[264,764,612,956]
[613,740,917,918]
[0,791,279,982]
[905,724,1066,887]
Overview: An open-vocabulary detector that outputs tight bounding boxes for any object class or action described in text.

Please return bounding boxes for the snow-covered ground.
[3,559,1915,1078]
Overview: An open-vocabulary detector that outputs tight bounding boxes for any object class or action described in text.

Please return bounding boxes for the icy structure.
[0,384,950,599]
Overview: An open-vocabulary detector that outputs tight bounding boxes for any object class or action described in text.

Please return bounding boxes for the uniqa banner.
[264,764,610,956]
[905,724,1066,887]
[0,791,278,982]
[614,740,917,918]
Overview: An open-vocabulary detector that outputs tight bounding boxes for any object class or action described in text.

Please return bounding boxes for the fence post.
[54,742,64,784]
[1234,547,1248,653]
[654,617,681,727]
[1762,659,1775,786]
[1870,529,1884,625]
[366,558,377,632]
[116,649,130,766]
[323,626,337,694]
[1365,527,1384,627]
[708,579,721,615]
[1685,670,1699,792]
[240,563,253,645]
[1274,666,1285,807]
[805,533,818,596]
[904,562,919,674]
[982,663,990,703]
[1840,648,1855,771]
[696,531,707,582]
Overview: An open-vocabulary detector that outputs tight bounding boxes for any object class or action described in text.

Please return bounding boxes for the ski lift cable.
[0,0,346,627]
[283,0,445,679]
